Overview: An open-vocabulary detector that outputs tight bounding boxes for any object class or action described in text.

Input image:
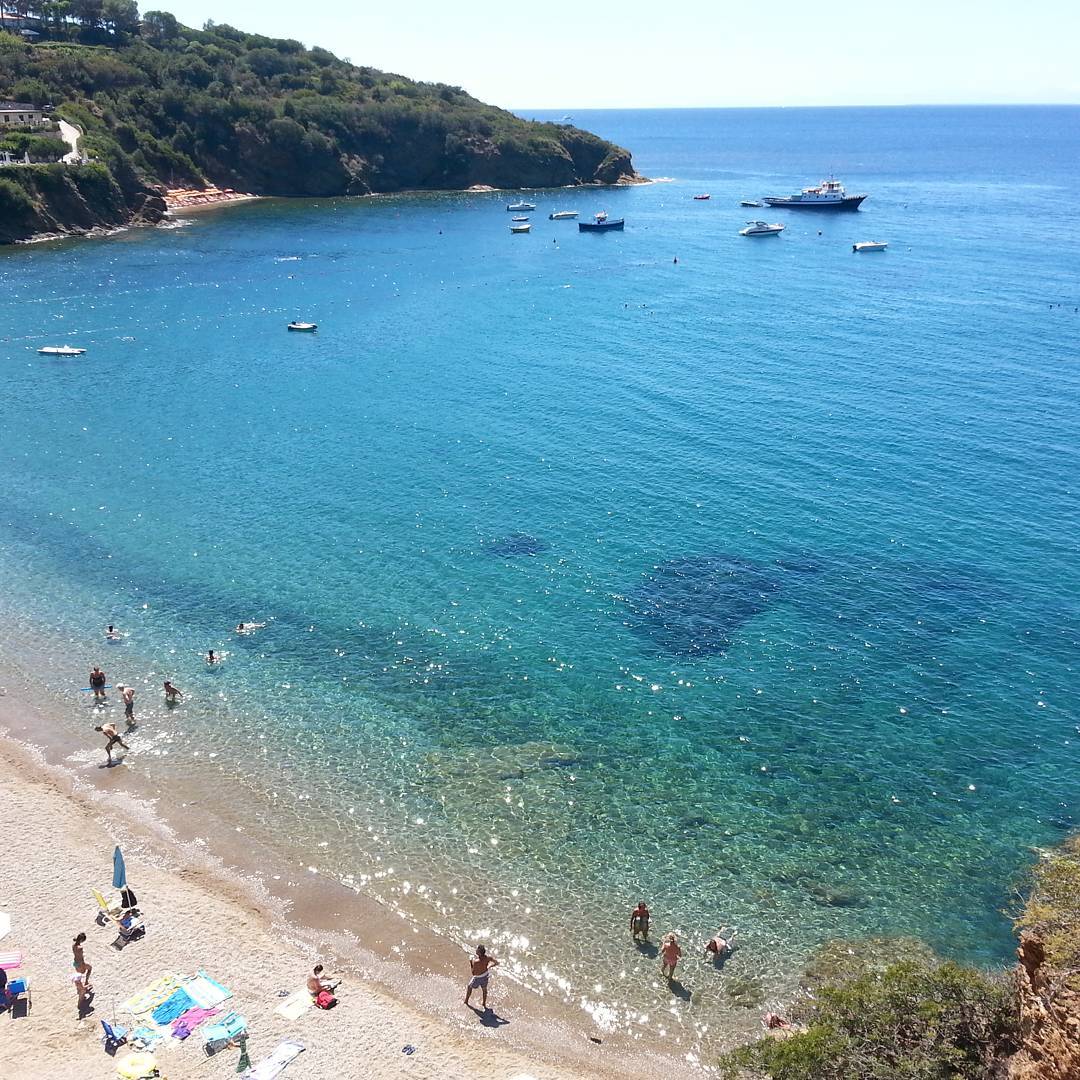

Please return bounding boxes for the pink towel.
[0,952,22,970]
[171,1005,219,1034]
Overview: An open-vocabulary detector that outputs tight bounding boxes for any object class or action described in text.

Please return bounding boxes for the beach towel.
[151,987,196,1025]
[243,1039,305,1080]
[202,1011,247,1047]
[130,1025,165,1051]
[120,973,182,1015]
[183,971,232,1009]
[171,1005,219,1039]
[274,989,313,1021]
[0,951,22,970]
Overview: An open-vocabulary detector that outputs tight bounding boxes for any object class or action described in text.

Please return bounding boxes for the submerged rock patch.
[482,533,550,558]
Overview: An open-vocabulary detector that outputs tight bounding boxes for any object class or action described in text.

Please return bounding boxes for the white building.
[0,101,48,127]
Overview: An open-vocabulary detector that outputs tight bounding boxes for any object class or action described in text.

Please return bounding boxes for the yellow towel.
[120,973,182,1016]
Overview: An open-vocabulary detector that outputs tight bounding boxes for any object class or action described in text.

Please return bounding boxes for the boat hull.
[762,194,867,210]
[578,219,624,231]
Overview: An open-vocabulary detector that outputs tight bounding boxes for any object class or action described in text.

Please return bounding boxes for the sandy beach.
[0,697,688,1080]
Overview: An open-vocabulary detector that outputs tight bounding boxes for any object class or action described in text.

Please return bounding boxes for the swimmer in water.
[705,928,735,963]
[163,680,183,703]
[105,625,123,640]
[207,649,219,665]
[235,621,266,635]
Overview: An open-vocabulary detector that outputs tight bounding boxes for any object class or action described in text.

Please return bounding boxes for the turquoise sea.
[2,106,1079,1050]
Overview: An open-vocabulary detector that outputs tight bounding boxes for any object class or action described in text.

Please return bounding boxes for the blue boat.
[578,211,624,232]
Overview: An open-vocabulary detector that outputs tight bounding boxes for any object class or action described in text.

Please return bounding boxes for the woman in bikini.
[72,932,92,990]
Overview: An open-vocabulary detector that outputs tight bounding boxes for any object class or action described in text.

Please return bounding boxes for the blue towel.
[152,987,196,1025]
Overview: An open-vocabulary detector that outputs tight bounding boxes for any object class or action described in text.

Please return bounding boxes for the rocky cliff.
[1009,932,1080,1079]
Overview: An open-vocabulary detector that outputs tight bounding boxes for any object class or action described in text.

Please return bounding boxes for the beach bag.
[314,989,336,1010]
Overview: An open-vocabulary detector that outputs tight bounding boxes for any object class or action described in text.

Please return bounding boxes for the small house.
[0,101,48,127]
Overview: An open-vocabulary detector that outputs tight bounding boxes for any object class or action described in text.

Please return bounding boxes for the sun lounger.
[5,976,30,1017]
[243,1039,305,1080]
[92,888,123,923]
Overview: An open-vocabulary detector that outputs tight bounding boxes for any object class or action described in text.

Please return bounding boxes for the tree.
[101,0,138,37]
[70,0,103,27]
[140,8,177,44]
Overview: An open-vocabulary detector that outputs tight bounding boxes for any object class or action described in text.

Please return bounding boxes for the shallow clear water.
[2,105,1079,1051]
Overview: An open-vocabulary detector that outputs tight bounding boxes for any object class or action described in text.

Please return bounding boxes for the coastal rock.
[1008,932,1080,1080]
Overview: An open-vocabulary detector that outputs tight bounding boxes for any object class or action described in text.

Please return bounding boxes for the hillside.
[0,8,637,239]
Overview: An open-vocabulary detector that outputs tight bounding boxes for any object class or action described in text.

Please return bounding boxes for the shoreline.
[0,668,695,1080]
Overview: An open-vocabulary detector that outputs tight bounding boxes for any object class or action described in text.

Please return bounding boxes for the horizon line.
[513,101,1080,112]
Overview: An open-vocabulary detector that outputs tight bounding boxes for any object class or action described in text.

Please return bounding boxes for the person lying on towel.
[306,964,339,1008]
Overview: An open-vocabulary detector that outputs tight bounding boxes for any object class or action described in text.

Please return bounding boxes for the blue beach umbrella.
[112,845,126,890]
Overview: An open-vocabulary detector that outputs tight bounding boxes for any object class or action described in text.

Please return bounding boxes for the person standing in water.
[94,722,129,765]
[163,680,183,703]
[89,666,107,703]
[207,649,218,665]
[105,625,122,640]
[630,901,651,942]
[464,945,499,1011]
[660,932,682,980]
[119,684,136,725]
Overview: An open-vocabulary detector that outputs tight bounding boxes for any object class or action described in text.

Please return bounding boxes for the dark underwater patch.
[481,533,550,558]
[624,553,818,656]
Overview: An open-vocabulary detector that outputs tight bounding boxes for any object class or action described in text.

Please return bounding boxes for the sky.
[161,0,1080,109]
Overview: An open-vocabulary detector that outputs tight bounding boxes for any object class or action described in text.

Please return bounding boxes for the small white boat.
[739,220,785,236]
[693,193,711,201]
[853,241,888,253]
[510,222,531,233]
[287,321,318,332]
[740,200,763,208]
[549,210,579,220]
[507,200,536,212]
[511,215,530,222]
[38,345,86,356]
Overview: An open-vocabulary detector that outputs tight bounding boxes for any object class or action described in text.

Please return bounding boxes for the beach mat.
[184,971,232,1009]
[120,973,182,1016]
[0,950,22,970]
[274,989,312,1021]
[243,1039,305,1080]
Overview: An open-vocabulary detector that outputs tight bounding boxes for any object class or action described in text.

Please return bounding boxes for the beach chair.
[93,888,123,925]
[101,1017,128,1052]
[202,1011,247,1056]
[6,976,30,1017]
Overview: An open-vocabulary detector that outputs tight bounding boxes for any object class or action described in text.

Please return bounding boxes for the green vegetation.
[1015,835,1080,979]
[0,5,635,201]
[723,955,1018,1080]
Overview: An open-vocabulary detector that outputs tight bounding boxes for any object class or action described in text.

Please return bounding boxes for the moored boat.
[511,215,530,222]
[578,211,624,232]
[37,345,86,356]
[510,222,531,233]
[693,193,711,200]
[287,321,318,332]
[740,199,763,208]
[507,200,536,212]
[763,177,867,210]
[739,220,785,237]
[853,240,888,252]
[549,210,579,220]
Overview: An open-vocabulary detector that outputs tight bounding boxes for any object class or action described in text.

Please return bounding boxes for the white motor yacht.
[507,200,536,212]
[549,210,579,220]
[38,345,86,356]
[510,222,531,233]
[853,241,888,252]
[739,220,785,236]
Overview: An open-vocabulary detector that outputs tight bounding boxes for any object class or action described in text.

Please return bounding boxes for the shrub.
[1014,836,1080,978]
[721,959,1018,1080]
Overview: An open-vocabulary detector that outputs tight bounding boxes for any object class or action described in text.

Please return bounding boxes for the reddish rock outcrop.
[1008,932,1080,1080]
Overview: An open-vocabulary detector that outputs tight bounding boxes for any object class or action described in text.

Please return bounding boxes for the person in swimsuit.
[89,666,107,703]
[105,625,122,640]
[119,684,135,725]
[163,680,183,703]
[705,929,734,963]
[72,932,92,990]
[95,723,130,764]
[660,933,682,980]
[630,901,651,942]
[464,944,499,1010]
[207,649,218,665]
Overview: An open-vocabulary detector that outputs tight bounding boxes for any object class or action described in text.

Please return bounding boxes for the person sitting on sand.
[705,928,734,962]
[306,964,338,1008]
[94,723,130,765]
[464,944,499,1011]
[660,932,682,980]
[109,910,143,942]
[630,901,651,942]
[163,680,183,703]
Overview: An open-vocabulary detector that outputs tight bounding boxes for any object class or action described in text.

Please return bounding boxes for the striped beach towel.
[183,971,232,1009]
[0,951,22,970]
[120,973,183,1016]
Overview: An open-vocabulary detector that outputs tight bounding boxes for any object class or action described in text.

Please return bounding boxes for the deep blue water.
[2,106,1079,1048]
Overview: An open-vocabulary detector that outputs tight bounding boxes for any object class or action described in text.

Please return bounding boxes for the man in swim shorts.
[95,723,130,765]
[163,680,183,703]
[89,666,107,702]
[119,684,135,724]
[630,901,651,942]
[464,944,499,1010]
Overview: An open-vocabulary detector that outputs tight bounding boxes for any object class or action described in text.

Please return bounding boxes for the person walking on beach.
[660,932,682,981]
[95,722,130,765]
[89,666,107,703]
[72,932,92,991]
[163,680,183,703]
[464,944,499,1011]
[630,901,651,942]
[119,684,136,725]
